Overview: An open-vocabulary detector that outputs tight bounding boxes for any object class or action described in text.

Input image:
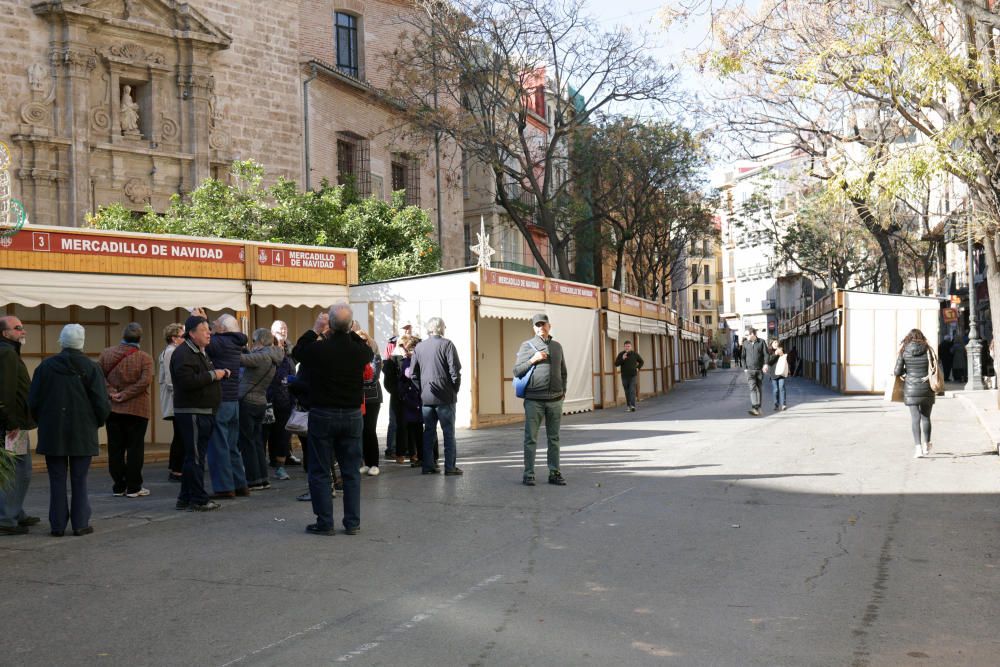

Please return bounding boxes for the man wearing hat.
[512,313,568,486]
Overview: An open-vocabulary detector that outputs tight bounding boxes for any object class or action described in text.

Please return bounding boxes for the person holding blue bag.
[512,313,567,487]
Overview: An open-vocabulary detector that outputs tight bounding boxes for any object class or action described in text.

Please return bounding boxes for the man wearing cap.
[741,328,769,416]
[513,313,568,486]
[383,321,413,460]
[170,316,229,512]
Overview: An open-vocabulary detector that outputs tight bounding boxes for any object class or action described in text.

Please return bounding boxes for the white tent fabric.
[657,321,668,335]
[0,269,246,311]
[546,302,596,414]
[640,317,660,334]
[619,314,643,333]
[478,296,542,321]
[250,280,349,308]
[681,330,700,342]
[667,323,678,336]
[605,311,620,339]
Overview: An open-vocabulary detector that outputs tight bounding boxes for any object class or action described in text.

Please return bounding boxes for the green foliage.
[87,161,440,283]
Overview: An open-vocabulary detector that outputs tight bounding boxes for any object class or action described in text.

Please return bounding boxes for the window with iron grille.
[335,13,359,78]
[337,134,370,197]
[391,154,421,206]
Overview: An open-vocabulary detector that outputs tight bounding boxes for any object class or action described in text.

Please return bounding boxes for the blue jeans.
[307,407,363,531]
[523,399,562,479]
[207,401,246,493]
[0,449,32,528]
[770,376,786,408]
[45,455,91,533]
[175,413,213,506]
[422,404,457,472]
[622,375,638,408]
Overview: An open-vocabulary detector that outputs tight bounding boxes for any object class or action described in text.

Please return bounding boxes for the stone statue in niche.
[119,85,141,137]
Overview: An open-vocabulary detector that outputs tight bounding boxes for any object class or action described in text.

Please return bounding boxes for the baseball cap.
[531,313,549,326]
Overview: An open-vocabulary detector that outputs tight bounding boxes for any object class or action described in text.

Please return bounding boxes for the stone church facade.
[0,0,465,268]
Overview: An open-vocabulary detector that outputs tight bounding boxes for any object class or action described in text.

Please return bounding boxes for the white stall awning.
[657,321,667,336]
[640,317,660,335]
[821,310,839,329]
[605,311,620,339]
[478,296,543,321]
[667,323,678,336]
[0,269,246,311]
[619,314,643,333]
[250,280,349,308]
[681,330,700,342]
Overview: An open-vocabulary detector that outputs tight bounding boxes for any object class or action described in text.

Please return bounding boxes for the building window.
[704,289,711,301]
[706,315,713,325]
[391,154,421,206]
[694,315,701,323]
[337,134,370,196]
[693,291,699,309]
[704,265,710,284]
[335,12,360,78]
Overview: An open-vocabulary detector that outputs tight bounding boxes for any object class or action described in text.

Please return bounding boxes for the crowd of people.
[0,305,572,537]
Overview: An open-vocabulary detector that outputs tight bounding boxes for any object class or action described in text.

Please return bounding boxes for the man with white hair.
[205,313,250,498]
[292,303,371,536]
[410,317,462,476]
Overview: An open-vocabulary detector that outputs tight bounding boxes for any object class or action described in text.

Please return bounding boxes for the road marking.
[217,575,503,666]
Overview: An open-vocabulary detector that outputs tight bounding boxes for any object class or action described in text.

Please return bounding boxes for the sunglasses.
[6,325,24,331]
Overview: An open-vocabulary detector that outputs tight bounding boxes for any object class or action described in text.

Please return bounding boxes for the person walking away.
[733,340,743,368]
[170,316,227,512]
[398,336,428,468]
[613,341,643,412]
[767,339,790,411]
[100,322,154,499]
[742,329,768,416]
[937,336,953,382]
[356,331,383,476]
[411,317,462,476]
[894,328,936,458]
[239,328,284,491]
[28,325,111,536]
[951,337,968,384]
[265,321,295,478]
[159,323,185,483]
[699,349,710,378]
[0,316,39,535]
[513,313,568,487]
[382,321,413,461]
[204,314,249,499]
[292,304,371,536]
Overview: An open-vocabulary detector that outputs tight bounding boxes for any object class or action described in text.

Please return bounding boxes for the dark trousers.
[307,407,363,531]
[106,412,148,494]
[167,417,185,475]
[746,370,763,409]
[362,402,381,468]
[174,413,213,506]
[265,403,292,462]
[621,375,638,408]
[298,434,309,473]
[238,400,267,486]
[908,403,933,445]
[45,455,91,533]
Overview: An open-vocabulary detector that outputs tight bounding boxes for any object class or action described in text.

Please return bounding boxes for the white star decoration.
[470,218,495,268]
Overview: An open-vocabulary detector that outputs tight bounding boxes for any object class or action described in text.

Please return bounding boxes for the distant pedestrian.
[741,329,768,416]
[383,321,413,460]
[205,314,249,499]
[986,340,996,389]
[894,328,936,458]
[171,316,227,512]
[614,341,644,412]
[381,342,406,465]
[239,328,284,491]
[100,322,154,499]
[265,320,295,476]
[733,341,743,368]
[0,315,39,536]
[411,317,463,476]
[159,323,185,483]
[356,330,383,476]
[767,339,789,411]
[513,313,567,487]
[398,336,427,468]
[292,304,371,536]
[951,337,968,383]
[699,349,710,377]
[937,336,953,382]
[29,324,111,536]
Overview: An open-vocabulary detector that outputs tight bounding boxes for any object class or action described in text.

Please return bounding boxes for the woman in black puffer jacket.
[893,328,936,458]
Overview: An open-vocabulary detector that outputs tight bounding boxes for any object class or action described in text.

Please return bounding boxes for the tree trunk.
[851,198,904,293]
[613,239,625,291]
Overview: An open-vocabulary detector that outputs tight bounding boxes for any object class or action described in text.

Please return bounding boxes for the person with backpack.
[767,339,790,411]
[893,328,937,458]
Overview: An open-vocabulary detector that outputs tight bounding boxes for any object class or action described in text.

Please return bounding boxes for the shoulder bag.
[285,402,309,434]
[514,341,542,399]
[925,349,945,394]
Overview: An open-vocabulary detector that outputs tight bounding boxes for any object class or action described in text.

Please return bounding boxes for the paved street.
[2,369,998,666]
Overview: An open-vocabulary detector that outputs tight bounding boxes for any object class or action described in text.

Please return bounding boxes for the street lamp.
[965,207,983,391]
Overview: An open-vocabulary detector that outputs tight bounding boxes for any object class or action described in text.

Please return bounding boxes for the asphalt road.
[2,369,998,666]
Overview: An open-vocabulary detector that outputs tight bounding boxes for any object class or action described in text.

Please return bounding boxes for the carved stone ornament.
[160,113,179,141]
[123,178,151,204]
[54,48,98,76]
[209,129,231,151]
[20,63,55,129]
[104,43,166,65]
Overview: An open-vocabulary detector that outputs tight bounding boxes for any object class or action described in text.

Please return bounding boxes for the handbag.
[925,349,945,393]
[774,355,789,378]
[285,404,309,434]
[514,342,543,399]
[884,375,905,403]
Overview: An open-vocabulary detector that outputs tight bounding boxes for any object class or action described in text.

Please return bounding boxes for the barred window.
[337,134,370,197]
[391,154,421,206]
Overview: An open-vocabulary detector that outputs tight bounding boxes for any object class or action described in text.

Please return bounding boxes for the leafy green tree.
[88,161,440,283]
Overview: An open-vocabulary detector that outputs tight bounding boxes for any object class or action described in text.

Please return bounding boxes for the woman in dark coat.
[356,331,383,476]
[28,324,111,536]
[893,328,936,459]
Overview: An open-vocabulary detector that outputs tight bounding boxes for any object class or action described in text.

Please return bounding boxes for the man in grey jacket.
[741,328,769,416]
[411,317,462,475]
[512,313,568,486]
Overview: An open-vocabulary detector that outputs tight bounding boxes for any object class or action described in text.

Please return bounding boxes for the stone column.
[55,45,97,226]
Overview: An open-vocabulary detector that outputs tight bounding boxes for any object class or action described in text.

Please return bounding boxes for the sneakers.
[368,466,380,476]
[296,491,312,502]
[444,467,464,476]
[343,526,360,536]
[125,488,151,498]
[523,476,536,486]
[749,408,761,416]
[249,481,272,491]
[112,490,127,497]
[72,526,94,536]
[359,466,370,475]
[306,524,335,536]
[274,467,290,481]
[286,454,302,466]
[548,471,567,486]
[922,442,932,456]
[192,500,221,512]
[914,445,923,459]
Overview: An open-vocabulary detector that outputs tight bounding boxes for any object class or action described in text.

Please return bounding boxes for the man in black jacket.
[205,314,249,498]
[293,304,371,535]
[741,328,769,416]
[614,341,644,412]
[171,316,228,512]
[0,316,39,535]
